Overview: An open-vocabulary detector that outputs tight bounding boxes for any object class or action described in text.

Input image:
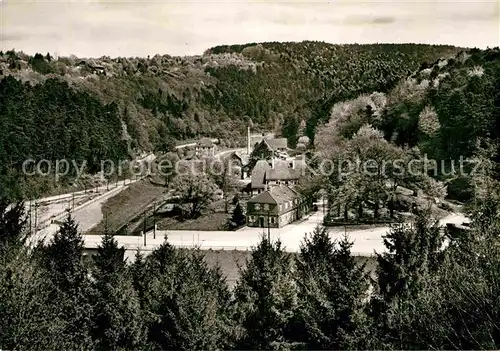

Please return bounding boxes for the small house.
[246,185,310,228]
[195,138,216,157]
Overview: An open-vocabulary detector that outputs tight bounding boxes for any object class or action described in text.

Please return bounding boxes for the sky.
[1,0,499,58]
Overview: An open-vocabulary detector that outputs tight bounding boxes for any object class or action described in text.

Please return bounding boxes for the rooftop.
[263,138,288,151]
[265,167,302,181]
[247,185,300,212]
[197,137,214,147]
[251,159,272,189]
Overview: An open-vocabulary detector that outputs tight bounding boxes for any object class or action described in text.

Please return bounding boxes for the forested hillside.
[314,47,500,202]
[0,42,461,199]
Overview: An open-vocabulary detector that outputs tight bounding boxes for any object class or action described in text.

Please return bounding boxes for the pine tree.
[144,241,233,350]
[0,198,27,250]
[370,209,444,348]
[293,226,369,349]
[40,214,95,349]
[91,230,146,349]
[228,202,246,229]
[43,214,86,291]
[234,237,299,349]
[0,248,72,349]
[0,203,71,349]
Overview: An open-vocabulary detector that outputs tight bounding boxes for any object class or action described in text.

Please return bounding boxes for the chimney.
[247,126,251,155]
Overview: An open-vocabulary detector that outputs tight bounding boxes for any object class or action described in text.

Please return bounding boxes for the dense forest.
[0,76,128,200]
[313,47,500,203]
[1,163,500,349]
[0,42,462,198]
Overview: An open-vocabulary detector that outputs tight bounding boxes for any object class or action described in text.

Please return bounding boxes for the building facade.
[195,138,216,157]
[246,185,310,228]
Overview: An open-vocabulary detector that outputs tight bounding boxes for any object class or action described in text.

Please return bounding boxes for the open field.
[86,180,166,235]
[157,212,230,231]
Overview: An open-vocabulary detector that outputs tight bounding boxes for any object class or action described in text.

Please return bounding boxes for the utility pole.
[29,199,32,236]
[104,213,108,233]
[153,202,156,239]
[34,202,38,233]
[72,193,75,212]
[143,210,147,246]
[267,210,271,242]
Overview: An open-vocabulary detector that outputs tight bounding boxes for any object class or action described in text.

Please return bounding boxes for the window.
[264,204,269,211]
[271,217,275,224]
[255,204,260,210]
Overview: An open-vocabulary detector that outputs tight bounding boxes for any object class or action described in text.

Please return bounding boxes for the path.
[82,204,469,257]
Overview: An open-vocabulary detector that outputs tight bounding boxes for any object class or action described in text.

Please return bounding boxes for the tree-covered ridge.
[204,42,462,143]
[314,46,500,202]
[1,42,462,153]
[0,76,128,200]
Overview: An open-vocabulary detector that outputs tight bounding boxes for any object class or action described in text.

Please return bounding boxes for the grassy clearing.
[157,212,231,231]
[86,180,166,235]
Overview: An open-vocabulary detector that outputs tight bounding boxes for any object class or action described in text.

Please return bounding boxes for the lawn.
[86,179,166,235]
[157,212,231,231]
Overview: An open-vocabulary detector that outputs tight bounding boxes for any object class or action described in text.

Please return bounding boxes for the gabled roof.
[247,185,302,215]
[197,137,214,147]
[264,138,288,150]
[230,152,242,161]
[265,167,301,181]
[251,160,271,189]
[247,191,277,205]
[248,185,298,206]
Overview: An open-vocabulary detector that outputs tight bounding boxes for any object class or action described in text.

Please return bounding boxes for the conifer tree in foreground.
[234,237,299,350]
[0,198,69,350]
[370,208,445,349]
[293,225,369,349]
[0,198,27,250]
[91,229,146,349]
[142,240,234,350]
[40,214,95,349]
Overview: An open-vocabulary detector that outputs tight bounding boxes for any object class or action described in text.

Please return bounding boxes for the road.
[215,148,246,159]
[32,147,248,242]
[32,184,133,245]
[82,203,469,257]
[33,152,155,205]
